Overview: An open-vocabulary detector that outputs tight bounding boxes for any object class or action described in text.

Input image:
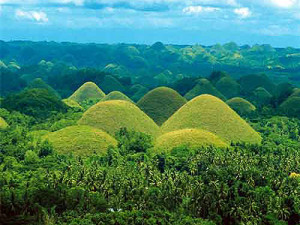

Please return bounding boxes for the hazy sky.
[0,0,300,47]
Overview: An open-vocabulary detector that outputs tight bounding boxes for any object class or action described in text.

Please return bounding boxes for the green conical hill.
[78,100,159,136]
[137,87,187,125]
[161,94,262,145]
[44,125,117,156]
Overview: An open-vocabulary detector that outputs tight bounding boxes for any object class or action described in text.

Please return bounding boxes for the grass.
[226,97,256,116]
[100,91,133,103]
[100,75,125,93]
[161,94,262,145]
[184,78,226,101]
[44,125,117,156]
[78,100,159,136]
[155,128,229,152]
[0,117,8,129]
[62,99,84,110]
[137,87,187,126]
[68,82,105,103]
[216,76,240,99]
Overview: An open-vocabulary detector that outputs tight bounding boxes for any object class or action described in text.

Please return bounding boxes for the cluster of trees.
[1,41,300,88]
[0,109,299,224]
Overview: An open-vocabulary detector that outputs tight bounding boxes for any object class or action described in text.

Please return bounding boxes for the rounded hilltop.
[78,100,159,136]
[137,87,187,125]
[100,75,125,93]
[44,125,117,156]
[184,78,226,101]
[68,82,105,103]
[100,91,133,103]
[226,97,256,116]
[155,128,228,152]
[161,94,262,145]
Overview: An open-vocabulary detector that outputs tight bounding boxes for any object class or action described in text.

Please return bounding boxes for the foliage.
[137,87,187,125]
[2,88,68,120]
[78,100,159,136]
[161,95,262,144]
[0,116,9,129]
[62,99,84,111]
[27,78,61,99]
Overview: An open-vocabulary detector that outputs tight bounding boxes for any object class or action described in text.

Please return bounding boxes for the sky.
[0,0,300,47]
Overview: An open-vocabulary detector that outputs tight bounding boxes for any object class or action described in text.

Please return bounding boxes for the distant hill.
[137,87,187,125]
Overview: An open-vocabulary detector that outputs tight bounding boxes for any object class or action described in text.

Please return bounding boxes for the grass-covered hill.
[0,116,8,129]
[279,96,300,117]
[155,128,228,151]
[78,100,159,136]
[161,95,262,144]
[129,84,149,102]
[184,79,226,101]
[44,125,117,156]
[238,74,276,95]
[68,82,105,104]
[137,87,187,125]
[227,97,256,116]
[100,75,125,93]
[251,87,272,107]
[215,76,241,99]
[27,78,61,99]
[62,98,84,110]
[100,91,133,103]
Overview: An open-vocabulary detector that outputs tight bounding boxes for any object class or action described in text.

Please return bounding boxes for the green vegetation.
[44,125,117,156]
[129,84,149,102]
[227,97,256,116]
[62,98,84,110]
[27,78,61,99]
[184,79,226,101]
[100,91,133,103]
[216,76,240,99]
[0,116,9,129]
[2,88,68,120]
[100,75,125,93]
[252,87,272,107]
[155,128,228,151]
[239,74,276,95]
[290,88,300,97]
[78,100,159,136]
[137,87,187,125]
[1,41,300,225]
[279,96,300,117]
[161,95,262,144]
[68,82,105,104]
